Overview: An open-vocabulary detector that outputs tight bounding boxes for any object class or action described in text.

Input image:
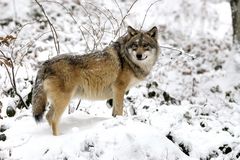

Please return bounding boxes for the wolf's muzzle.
[136,53,147,60]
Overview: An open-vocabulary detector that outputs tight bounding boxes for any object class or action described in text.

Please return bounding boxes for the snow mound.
[1,113,192,160]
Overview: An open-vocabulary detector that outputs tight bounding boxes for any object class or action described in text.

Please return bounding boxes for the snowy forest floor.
[0,0,240,159]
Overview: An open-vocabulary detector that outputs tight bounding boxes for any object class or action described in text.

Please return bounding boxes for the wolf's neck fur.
[123,53,151,79]
[114,33,158,79]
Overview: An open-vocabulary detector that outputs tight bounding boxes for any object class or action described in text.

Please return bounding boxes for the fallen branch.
[159,45,196,60]
[75,99,82,111]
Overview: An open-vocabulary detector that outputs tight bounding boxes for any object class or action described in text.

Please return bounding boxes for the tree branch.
[35,0,60,55]
[159,45,196,60]
[0,50,28,109]
[114,0,139,39]
[140,0,162,30]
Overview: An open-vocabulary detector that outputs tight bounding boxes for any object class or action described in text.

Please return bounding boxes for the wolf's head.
[123,26,159,75]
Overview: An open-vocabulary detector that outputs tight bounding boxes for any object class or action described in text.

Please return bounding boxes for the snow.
[1,112,192,160]
[1,0,240,159]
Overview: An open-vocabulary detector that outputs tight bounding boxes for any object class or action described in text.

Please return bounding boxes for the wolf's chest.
[126,76,141,91]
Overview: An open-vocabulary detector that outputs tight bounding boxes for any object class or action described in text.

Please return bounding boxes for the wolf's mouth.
[137,55,148,61]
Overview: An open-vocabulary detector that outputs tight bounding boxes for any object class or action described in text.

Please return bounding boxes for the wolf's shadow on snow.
[33,115,109,136]
[60,116,109,133]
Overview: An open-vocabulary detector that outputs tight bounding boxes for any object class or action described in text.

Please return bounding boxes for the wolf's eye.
[132,44,138,51]
[143,44,150,51]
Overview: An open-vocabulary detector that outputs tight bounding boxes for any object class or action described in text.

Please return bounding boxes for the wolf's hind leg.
[50,92,72,136]
[46,106,54,126]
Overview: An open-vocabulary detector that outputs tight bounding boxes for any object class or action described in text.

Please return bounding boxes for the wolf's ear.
[147,26,158,39]
[127,26,138,36]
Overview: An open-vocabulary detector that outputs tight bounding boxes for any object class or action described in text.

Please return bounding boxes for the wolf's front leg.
[112,84,126,117]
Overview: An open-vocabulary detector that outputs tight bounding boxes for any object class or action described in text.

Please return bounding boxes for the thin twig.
[10,21,36,60]
[79,4,96,33]
[79,3,101,51]
[0,54,14,88]
[39,0,130,50]
[114,0,139,39]
[113,0,124,22]
[0,50,28,109]
[17,30,54,65]
[10,60,28,109]
[39,0,91,51]
[81,25,98,51]
[140,0,162,30]
[87,2,116,37]
[0,49,7,57]
[13,0,18,25]
[159,45,196,60]
[35,0,60,55]
[105,8,117,35]
[75,99,81,111]
[95,20,107,49]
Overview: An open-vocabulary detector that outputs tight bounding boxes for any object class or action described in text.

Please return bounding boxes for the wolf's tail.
[32,67,47,122]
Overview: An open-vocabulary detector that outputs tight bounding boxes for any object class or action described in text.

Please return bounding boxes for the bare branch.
[95,21,107,49]
[38,0,91,51]
[75,99,81,111]
[87,2,116,37]
[159,45,196,60]
[0,50,28,109]
[17,30,54,65]
[104,8,117,34]
[140,0,162,30]
[113,0,124,22]
[79,4,96,32]
[10,22,36,60]
[0,52,14,87]
[35,0,60,55]
[114,0,139,39]
[81,25,99,51]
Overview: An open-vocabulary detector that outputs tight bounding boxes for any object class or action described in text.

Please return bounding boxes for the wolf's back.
[32,66,47,122]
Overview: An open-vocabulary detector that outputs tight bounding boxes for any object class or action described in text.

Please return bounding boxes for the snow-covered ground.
[1,0,240,159]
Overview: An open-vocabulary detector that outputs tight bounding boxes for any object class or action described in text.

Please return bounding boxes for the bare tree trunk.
[230,0,240,44]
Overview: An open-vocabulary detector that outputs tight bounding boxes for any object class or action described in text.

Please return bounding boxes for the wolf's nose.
[136,54,142,60]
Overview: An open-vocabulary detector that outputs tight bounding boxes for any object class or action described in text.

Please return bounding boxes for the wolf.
[32,26,159,135]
